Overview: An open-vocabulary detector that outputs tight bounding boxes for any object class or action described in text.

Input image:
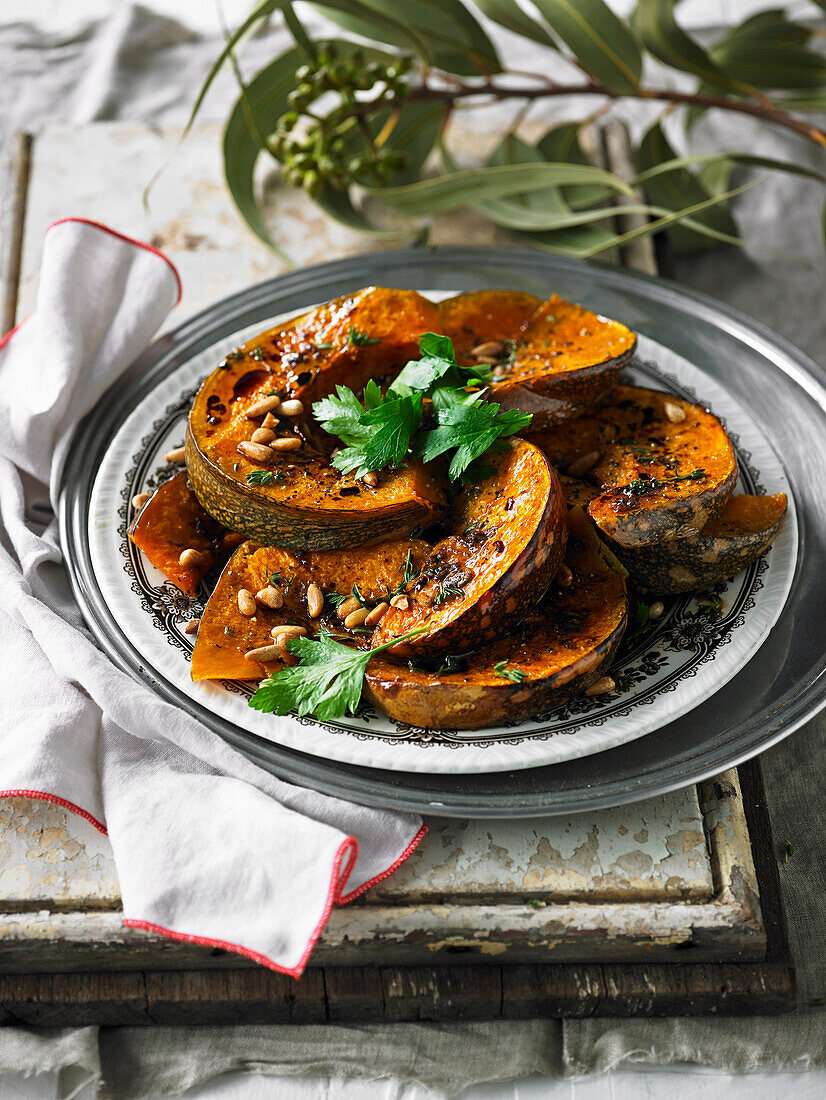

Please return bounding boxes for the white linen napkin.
[0,217,425,977]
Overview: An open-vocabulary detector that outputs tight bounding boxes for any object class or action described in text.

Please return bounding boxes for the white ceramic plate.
[87,293,797,775]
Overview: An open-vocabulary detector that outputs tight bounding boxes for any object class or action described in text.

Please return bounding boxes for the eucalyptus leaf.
[522,174,771,259]
[470,0,556,48]
[186,0,288,142]
[518,223,619,258]
[309,0,432,61]
[636,122,736,253]
[710,43,826,90]
[532,0,642,94]
[635,150,826,190]
[537,122,612,207]
[632,0,739,94]
[313,0,501,75]
[486,134,571,215]
[367,162,635,217]
[283,2,317,60]
[222,48,302,257]
[583,175,766,256]
[715,8,812,47]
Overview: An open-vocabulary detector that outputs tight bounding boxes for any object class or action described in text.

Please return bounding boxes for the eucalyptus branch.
[208,0,826,259]
[391,78,826,149]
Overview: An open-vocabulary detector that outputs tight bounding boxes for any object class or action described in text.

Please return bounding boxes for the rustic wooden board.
[0,762,794,1024]
[0,774,767,971]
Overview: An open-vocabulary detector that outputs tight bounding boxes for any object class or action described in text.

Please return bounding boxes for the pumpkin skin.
[438,290,637,427]
[529,384,738,549]
[128,472,224,597]
[364,507,628,729]
[191,538,430,681]
[371,439,568,658]
[186,286,445,550]
[613,493,787,596]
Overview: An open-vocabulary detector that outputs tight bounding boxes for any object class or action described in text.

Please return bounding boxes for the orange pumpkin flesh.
[128,472,224,597]
[371,439,568,658]
[530,384,738,549]
[186,287,445,550]
[438,291,637,426]
[191,538,430,681]
[365,507,628,729]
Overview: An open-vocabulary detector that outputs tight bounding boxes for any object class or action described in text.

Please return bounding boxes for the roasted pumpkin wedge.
[128,472,224,597]
[186,286,445,550]
[613,493,788,596]
[529,384,738,549]
[371,439,567,658]
[438,290,636,427]
[365,507,628,729]
[191,538,430,681]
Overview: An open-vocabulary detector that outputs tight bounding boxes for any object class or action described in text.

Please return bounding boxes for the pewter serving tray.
[60,247,826,816]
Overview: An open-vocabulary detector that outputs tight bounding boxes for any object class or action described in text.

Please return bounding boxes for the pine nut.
[262,412,278,429]
[132,492,151,510]
[165,445,186,463]
[238,441,274,464]
[237,589,257,617]
[344,608,369,629]
[649,600,665,620]
[555,564,573,588]
[246,395,281,419]
[179,548,205,568]
[337,596,362,620]
[271,436,303,452]
[270,625,308,643]
[364,601,389,627]
[245,644,282,663]
[390,594,409,610]
[251,427,276,444]
[664,401,686,424]
[362,471,378,487]
[473,355,498,366]
[279,399,304,417]
[567,450,601,478]
[184,619,200,635]
[585,676,615,697]
[256,585,284,610]
[472,341,504,358]
[307,583,324,619]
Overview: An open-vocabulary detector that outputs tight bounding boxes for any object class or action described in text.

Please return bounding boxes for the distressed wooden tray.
[0,760,794,1023]
[0,121,795,1023]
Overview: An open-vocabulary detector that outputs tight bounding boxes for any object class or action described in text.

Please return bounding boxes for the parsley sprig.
[249,627,427,720]
[312,333,532,482]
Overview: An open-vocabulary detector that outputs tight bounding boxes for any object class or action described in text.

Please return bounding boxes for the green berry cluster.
[267,44,413,195]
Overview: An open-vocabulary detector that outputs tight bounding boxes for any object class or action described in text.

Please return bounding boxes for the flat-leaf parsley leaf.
[312,333,532,482]
[249,627,427,720]
[418,392,532,481]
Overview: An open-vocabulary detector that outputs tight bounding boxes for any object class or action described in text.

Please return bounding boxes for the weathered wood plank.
[0,787,712,914]
[372,787,713,905]
[0,131,31,333]
[601,119,659,276]
[0,797,119,911]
